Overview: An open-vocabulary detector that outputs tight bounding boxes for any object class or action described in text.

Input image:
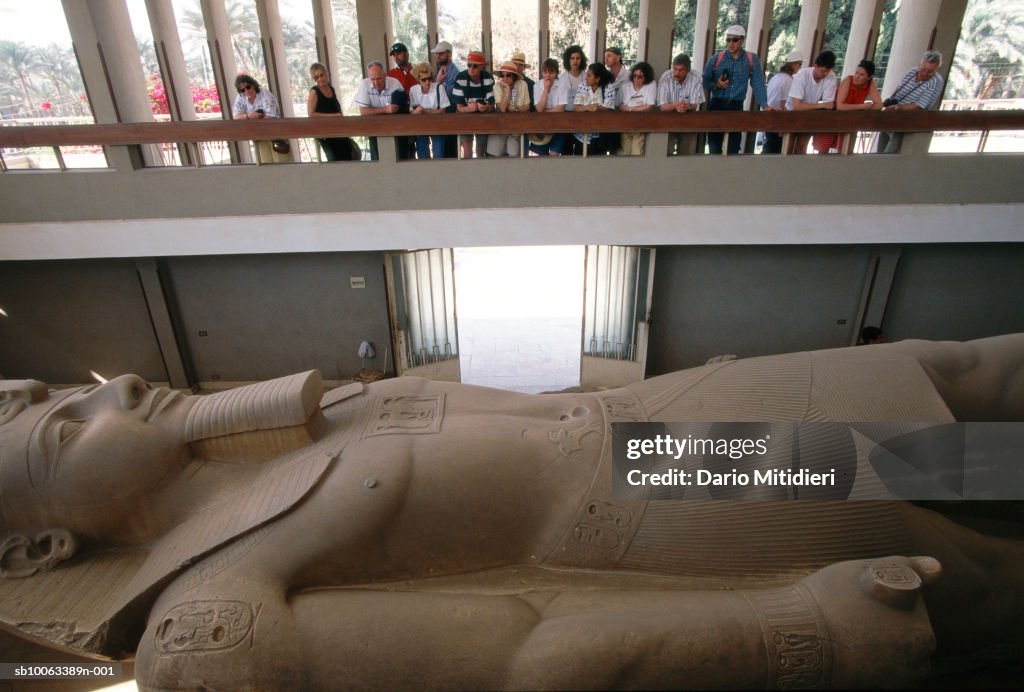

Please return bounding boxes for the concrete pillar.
[311,0,339,77]
[882,0,966,154]
[255,0,294,117]
[199,0,249,163]
[589,0,608,63]
[639,0,675,67]
[481,0,493,65]
[425,0,439,49]
[795,0,829,64]
[144,0,198,165]
[61,0,158,170]
[746,0,775,62]
[145,0,196,123]
[356,0,390,71]
[538,0,550,64]
[932,0,969,88]
[842,0,885,77]
[135,258,192,390]
[693,0,720,68]
[743,0,774,119]
[882,0,941,99]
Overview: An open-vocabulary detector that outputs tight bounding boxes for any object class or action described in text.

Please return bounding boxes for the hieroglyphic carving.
[364,395,445,437]
[571,501,636,549]
[744,585,833,689]
[601,396,644,422]
[154,600,257,653]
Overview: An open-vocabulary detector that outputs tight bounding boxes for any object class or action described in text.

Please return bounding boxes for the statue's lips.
[183,370,322,444]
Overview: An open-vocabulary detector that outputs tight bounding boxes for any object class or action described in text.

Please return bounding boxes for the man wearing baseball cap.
[701,25,774,154]
[761,49,804,154]
[388,42,416,160]
[451,50,495,158]
[604,46,630,104]
[431,40,460,157]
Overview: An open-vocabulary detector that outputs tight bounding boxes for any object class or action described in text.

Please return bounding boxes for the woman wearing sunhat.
[487,60,531,157]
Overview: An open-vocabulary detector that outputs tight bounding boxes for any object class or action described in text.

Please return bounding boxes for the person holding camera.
[701,25,774,155]
[232,74,292,164]
[876,50,945,154]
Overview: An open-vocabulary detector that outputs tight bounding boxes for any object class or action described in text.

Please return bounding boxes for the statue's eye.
[59,420,85,444]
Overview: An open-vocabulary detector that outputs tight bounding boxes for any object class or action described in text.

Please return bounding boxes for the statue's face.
[4,375,195,525]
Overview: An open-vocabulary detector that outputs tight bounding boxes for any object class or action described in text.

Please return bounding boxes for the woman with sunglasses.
[617,61,657,155]
[487,61,531,157]
[232,74,292,163]
[409,62,451,159]
[306,63,358,162]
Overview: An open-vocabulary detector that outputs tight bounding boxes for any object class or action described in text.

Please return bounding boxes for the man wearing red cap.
[451,51,495,158]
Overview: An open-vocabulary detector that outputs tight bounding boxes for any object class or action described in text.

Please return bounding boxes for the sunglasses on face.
[725,37,743,43]
[238,84,254,93]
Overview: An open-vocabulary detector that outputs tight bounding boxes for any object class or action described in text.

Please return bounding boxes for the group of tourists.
[230,25,945,161]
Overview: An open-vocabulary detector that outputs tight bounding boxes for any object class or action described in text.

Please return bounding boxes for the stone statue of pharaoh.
[1,334,1022,689]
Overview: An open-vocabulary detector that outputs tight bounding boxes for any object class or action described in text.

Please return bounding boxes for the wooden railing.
[1,109,1021,169]
[1,110,1022,146]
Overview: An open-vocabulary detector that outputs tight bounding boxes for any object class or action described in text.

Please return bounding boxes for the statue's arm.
[136,557,938,690]
[887,334,1024,420]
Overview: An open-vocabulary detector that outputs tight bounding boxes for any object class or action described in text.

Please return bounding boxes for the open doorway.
[454,246,585,393]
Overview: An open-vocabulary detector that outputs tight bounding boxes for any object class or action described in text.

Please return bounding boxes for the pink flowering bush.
[147,74,221,115]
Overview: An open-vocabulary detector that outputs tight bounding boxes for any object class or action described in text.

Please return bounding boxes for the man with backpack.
[701,25,774,155]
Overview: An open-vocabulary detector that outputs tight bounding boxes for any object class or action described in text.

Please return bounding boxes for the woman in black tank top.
[307,63,358,161]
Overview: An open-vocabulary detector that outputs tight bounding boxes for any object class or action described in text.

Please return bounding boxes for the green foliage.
[0,39,88,118]
[948,0,1024,99]
[391,0,428,60]
[1,0,1020,122]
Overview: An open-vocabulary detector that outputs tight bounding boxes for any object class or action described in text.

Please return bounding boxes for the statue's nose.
[80,374,152,412]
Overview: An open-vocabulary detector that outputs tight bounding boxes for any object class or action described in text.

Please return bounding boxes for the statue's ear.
[0,529,78,579]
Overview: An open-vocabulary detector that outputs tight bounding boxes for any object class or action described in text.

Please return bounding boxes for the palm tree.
[0,40,42,115]
[38,43,87,117]
[949,0,1024,99]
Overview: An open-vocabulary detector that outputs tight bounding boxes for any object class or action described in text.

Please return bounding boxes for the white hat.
[725,25,746,37]
[431,41,452,53]
[784,50,804,63]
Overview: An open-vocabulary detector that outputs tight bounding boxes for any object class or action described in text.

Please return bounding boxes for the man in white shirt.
[355,60,405,161]
[529,57,568,156]
[786,50,838,154]
[760,50,803,154]
[657,54,705,155]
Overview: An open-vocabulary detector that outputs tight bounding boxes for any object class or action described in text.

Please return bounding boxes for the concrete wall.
[0,253,391,385]
[644,243,1024,376]
[163,252,391,382]
[646,246,874,373]
[0,260,165,383]
[3,244,1022,386]
[883,244,1024,342]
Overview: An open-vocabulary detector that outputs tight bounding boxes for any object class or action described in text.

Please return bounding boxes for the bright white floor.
[454,246,584,393]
